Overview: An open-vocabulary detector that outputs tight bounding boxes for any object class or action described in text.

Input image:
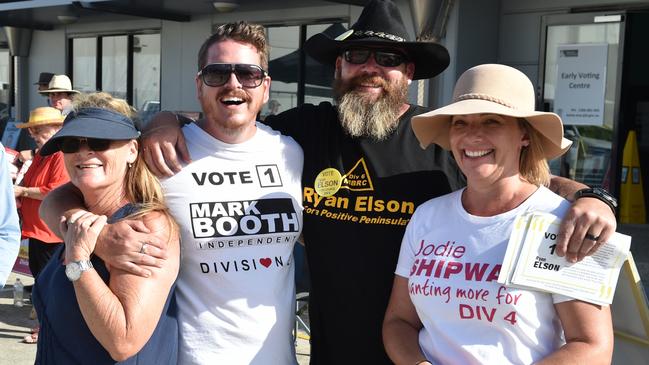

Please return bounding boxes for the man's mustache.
[216,89,251,102]
[346,75,389,93]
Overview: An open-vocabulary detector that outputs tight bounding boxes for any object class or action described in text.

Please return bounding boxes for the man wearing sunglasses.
[41,22,303,365]
[51,1,616,364]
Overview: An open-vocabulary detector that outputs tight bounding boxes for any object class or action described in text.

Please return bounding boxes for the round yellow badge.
[314,168,342,197]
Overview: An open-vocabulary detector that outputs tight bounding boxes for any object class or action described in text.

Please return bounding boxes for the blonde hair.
[72,92,178,235]
[518,119,551,187]
[72,92,136,118]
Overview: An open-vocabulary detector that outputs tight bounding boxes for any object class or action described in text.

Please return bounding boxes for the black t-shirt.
[267,102,464,364]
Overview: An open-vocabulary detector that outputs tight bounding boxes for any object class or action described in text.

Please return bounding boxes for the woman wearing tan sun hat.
[383,64,613,364]
[14,107,69,344]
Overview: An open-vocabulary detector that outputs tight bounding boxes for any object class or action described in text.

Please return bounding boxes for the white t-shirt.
[163,123,303,365]
[396,186,572,365]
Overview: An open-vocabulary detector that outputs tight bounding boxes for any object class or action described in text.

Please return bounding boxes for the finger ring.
[585,233,599,241]
[139,242,148,254]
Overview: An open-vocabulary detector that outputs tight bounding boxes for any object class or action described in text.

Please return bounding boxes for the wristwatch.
[573,187,618,214]
[65,260,94,282]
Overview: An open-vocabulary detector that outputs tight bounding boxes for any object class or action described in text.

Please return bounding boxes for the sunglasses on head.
[58,137,112,154]
[198,63,267,88]
[342,48,408,68]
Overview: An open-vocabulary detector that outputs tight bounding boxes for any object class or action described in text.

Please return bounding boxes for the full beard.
[333,73,409,140]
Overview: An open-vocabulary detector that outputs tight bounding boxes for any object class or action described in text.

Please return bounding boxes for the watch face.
[65,262,82,281]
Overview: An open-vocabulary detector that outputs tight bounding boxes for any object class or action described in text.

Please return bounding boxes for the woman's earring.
[128,162,133,168]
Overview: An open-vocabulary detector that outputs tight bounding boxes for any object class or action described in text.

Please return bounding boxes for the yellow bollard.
[619,130,646,224]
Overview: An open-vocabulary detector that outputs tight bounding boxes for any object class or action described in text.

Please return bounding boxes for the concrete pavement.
[0,272,310,365]
[0,272,37,365]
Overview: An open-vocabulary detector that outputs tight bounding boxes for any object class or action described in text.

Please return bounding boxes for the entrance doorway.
[539,12,624,192]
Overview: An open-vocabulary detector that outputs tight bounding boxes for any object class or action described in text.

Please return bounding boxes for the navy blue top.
[33,205,178,364]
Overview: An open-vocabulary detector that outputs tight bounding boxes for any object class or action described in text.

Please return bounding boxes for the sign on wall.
[553,43,608,126]
[1,120,20,149]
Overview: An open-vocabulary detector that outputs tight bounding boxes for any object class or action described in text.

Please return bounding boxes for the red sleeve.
[37,152,70,195]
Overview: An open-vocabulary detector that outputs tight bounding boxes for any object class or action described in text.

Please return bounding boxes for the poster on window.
[1,119,21,149]
[553,43,608,126]
[12,239,31,277]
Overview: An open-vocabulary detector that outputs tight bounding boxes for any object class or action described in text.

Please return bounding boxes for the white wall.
[430,0,501,108]
[27,30,66,112]
[160,17,212,112]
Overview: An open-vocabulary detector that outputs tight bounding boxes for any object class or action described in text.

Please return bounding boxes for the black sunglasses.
[198,63,267,88]
[58,137,112,154]
[343,48,408,68]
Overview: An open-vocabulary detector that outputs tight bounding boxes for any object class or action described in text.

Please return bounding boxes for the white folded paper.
[498,212,631,305]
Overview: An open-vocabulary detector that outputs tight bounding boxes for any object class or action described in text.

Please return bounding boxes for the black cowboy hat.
[304,0,449,80]
[34,72,54,86]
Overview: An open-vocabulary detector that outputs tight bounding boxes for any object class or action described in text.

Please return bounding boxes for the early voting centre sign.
[553,43,608,126]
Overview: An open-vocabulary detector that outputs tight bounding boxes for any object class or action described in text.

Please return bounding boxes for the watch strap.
[77,260,94,271]
[573,187,617,214]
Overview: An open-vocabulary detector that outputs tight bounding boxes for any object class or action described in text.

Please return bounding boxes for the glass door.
[539,12,625,191]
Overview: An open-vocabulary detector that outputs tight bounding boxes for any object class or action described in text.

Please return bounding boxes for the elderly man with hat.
[55,0,616,363]
[39,75,80,115]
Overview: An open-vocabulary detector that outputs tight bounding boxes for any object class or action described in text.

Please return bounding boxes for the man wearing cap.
[39,75,80,115]
[65,0,617,363]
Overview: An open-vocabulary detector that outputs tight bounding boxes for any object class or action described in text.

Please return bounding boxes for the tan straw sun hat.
[412,64,572,160]
[39,74,80,94]
[16,107,65,128]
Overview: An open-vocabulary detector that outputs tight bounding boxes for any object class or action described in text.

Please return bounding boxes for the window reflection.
[72,38,97,92]
[102,36,128,100]
[133,34,161,127]
[69,33,161,128]
[264,22,346,120]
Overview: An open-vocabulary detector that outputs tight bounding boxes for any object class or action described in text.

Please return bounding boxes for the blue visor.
[40,107,140,156]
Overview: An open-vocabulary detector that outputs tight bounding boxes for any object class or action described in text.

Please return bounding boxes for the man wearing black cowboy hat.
[35,72,54,93]
[74,0,616,363]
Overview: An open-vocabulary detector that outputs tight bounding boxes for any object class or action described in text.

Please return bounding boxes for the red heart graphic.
[260,258,272,267]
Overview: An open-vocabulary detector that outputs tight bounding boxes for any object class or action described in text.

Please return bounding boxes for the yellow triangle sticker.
[340,158,374,192]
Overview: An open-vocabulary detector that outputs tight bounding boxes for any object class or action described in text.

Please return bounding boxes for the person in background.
[33,92,180,364]
[39,74,79,115]
[0,141,20,288]
[14,107,68,343]
[35,72,54,93]
[383,64,613,365]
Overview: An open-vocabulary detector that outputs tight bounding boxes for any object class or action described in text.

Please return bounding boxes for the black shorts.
[28,238,63,280]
